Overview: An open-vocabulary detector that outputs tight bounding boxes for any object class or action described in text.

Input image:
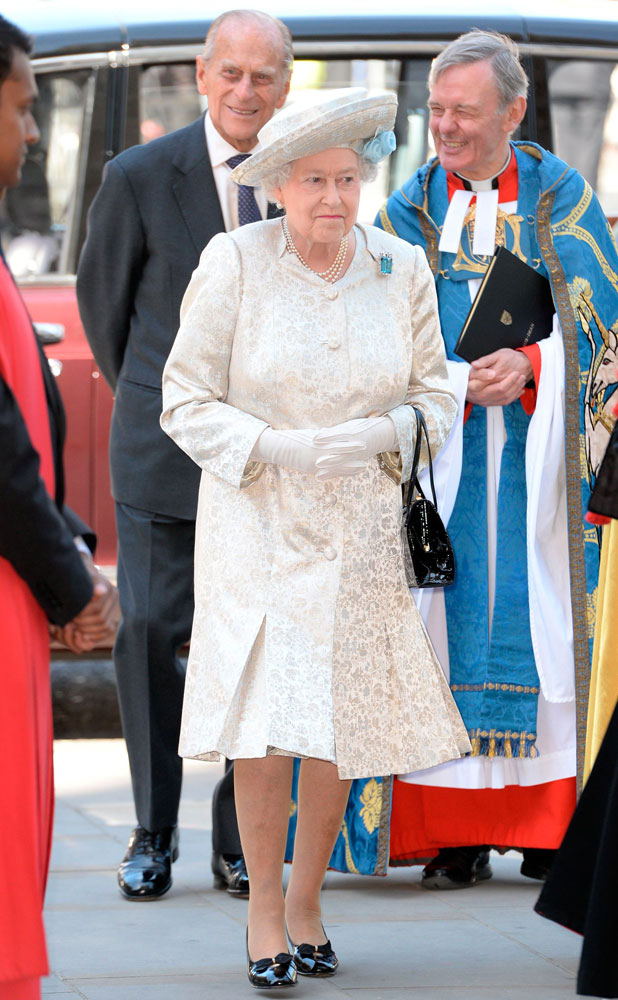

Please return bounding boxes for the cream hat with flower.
[230,87,397,187]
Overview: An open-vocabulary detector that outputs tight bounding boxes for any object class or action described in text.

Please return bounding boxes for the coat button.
[325,288,338,300]
[323,546,337,560]
[324,493,337,507]
[327,337,340,350]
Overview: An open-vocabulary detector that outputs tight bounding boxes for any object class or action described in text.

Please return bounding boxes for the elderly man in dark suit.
[76,9,292,901]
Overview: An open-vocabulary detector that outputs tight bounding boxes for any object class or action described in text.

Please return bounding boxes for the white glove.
[250,427,366,477]
[313,416,398,478]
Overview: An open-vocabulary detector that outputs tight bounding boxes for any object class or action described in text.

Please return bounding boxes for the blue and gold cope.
[287,142,618,877]
[378,140,618,780]
[286,761,392,876]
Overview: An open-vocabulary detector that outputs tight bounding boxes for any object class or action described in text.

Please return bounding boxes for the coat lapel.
[171,116,225,255]
[172,116,283,249]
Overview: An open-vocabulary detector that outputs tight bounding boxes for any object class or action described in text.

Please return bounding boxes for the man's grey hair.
[429,29,529,110]
[261,153,377,203]
[203,9,293,82]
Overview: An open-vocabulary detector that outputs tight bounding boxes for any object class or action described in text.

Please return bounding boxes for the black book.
[454,246,554,363]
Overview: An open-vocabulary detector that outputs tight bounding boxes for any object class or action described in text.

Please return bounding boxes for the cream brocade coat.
[161,220,470,780]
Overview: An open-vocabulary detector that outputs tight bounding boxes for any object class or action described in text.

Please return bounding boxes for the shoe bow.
[253,953,294,975]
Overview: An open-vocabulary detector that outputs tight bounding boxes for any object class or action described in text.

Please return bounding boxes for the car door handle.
[34,322,65,345]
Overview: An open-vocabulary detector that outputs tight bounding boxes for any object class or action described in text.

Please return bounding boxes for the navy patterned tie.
[226,153,262,226]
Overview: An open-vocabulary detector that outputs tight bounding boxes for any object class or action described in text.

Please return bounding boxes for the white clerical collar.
[439,152,512,256]
[454,151,512,193]
[204,111,261,168]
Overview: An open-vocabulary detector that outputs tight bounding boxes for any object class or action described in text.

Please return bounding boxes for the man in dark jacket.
[77,9,292,900]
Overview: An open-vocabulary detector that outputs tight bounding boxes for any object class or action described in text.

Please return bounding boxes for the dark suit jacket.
[0,312,94,624]
[77,115,233,520]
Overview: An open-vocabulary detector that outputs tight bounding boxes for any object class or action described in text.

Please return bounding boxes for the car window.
[389,59,434,194]
[139,63,201,139]
[547,58,618,220]
[1,69,95,278]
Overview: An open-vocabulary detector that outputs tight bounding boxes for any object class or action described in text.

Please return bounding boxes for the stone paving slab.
[43,741,583,1000]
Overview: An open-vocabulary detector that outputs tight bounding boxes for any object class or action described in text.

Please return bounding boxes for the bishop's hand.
[466,348,533,407]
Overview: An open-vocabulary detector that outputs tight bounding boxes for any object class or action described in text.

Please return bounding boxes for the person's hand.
[50,558,119,653]
[251,427,367,477]
[313,416,398,479]
[72,558,119,640]
[49,620,94,654]
[466,349,533,407]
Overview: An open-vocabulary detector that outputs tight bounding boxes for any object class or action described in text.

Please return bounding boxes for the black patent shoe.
[117,825,179,900]
[212,852,250,897]
[292,939,339,977]
[422,846,493,890]
[247,935,297,990]
[520,847,556,881]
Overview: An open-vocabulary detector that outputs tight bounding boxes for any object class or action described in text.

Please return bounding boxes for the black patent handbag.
[401,407,455,589]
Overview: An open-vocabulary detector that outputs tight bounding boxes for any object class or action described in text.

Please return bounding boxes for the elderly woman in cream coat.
[161,89,469,989]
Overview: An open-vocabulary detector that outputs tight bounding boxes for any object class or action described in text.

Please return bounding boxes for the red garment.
[0,979,41,1000]
[446,151,519,203]
[390,777,576,862]
[389,153,575,864]
[517,343,541,415]
[0,260,53,994]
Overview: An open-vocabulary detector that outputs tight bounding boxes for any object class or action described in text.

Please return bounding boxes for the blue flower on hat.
[362,130,396,163]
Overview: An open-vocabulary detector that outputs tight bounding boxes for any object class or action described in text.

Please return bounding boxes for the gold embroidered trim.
[340,818,360,874]
[375,774,393,875]
[359,778,382,834]
[552,182,618,296]
[469,729,538,759]
[419,212,439,276]
[537,189,591,791]
[378,203,396,236]
[450,682,540,694]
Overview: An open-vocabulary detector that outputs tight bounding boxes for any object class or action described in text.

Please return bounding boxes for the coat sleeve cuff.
[517,343,542,415]
[385,403,415,482]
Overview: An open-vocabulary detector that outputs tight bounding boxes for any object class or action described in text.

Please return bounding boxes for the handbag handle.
[408,407,438,509]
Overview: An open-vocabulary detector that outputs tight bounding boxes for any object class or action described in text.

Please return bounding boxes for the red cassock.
[0,261,54,999]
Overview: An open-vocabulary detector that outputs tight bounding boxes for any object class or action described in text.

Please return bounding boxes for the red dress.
[0,260,54,999]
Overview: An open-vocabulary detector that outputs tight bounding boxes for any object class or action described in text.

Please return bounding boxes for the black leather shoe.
[291,939,338,977]
[422,846,493,889]
[212,852,249,897]
[117,825,178,900]
[247,934,296,990]
[520,847,556,881]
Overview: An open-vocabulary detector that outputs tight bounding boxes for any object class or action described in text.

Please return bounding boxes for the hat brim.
[231,92,397,187]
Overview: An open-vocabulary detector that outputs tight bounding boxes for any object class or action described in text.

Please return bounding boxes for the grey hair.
[261,152,377,202]
[203,9,293,82]
[429,29,529,110]
[261,162,293,202]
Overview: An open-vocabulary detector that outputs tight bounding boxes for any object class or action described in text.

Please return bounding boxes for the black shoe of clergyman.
[520,847,556,881]
[117,825,179,900]
[421,846,493,889]
[212,852,250,897]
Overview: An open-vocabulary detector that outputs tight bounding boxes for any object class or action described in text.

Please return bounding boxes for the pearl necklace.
[282,217,348,283]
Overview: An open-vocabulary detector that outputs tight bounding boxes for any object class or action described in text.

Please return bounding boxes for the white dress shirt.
[204,112,268,232]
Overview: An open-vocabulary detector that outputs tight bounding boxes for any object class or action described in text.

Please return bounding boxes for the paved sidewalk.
[44,740,582,999]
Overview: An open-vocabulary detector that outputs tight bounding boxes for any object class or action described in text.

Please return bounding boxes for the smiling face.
[196,18,290,153]
[428,59,526,180]
[275,147,361,251]
[0,47,39,194]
